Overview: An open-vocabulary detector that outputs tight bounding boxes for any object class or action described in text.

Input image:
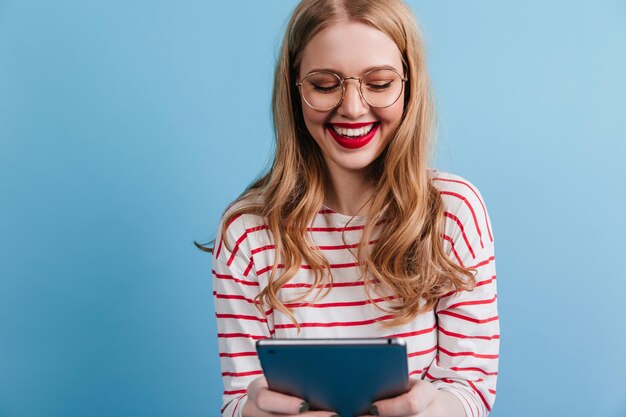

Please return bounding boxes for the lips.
[326,122,380,149]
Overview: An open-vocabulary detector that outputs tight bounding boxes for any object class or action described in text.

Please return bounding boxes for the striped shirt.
[211,170,499,417]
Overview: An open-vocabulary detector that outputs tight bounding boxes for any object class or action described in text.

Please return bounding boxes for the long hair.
[215,0,475,327]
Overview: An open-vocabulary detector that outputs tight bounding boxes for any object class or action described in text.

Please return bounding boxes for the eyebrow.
[303,65,401,76]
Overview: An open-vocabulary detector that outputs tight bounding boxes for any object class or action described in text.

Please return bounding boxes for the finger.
[252,385,309,415]
[246,399,338,417]
[370,380,437,417]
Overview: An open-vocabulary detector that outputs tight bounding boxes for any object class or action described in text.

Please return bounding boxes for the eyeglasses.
[296,68,407,111]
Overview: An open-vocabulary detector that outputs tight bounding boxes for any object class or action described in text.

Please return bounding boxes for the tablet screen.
[257,338,409,416]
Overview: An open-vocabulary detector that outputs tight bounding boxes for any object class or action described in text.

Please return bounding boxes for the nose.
[337,79,369,119]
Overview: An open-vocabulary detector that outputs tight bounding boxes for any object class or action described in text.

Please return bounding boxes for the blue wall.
[1,1,625,416]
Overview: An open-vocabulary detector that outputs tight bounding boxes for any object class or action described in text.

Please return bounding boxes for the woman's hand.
[243,376,339,417]
[358,379,465,417]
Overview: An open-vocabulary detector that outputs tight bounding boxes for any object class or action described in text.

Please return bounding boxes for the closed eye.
[313,84,341,93]
[366,81,393,91]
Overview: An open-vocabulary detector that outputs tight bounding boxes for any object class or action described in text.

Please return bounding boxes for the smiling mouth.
[326,122,380,149]
[330,123,374,139]
[329,123,376,139]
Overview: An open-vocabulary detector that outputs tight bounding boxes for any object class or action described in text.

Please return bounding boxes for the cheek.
[377,101,404,129]
[302,109,327,147]
[302,107,328,135]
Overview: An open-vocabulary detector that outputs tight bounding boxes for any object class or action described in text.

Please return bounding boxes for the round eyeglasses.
[296,68,407,111]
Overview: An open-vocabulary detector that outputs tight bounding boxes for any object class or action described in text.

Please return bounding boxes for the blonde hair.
[216,0,475,328]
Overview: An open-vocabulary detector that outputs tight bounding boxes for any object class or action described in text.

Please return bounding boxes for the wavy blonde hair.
[214,0,475,328]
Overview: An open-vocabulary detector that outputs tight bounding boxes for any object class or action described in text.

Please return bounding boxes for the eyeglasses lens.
[362,69,403,108]
[300,69,403,110]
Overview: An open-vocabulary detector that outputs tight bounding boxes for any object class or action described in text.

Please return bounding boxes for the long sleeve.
[429,173,499,417]
[212,213,273,417]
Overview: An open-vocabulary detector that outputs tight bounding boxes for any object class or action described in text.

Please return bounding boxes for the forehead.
[299,20,403,76]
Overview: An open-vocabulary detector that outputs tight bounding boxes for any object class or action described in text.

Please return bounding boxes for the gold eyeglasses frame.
[296,67,408,111]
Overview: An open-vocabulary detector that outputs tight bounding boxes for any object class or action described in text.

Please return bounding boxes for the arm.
[428,243,498,417]
[365,257,497,417]
[367,176,499,417]
[212,213,272,417]
[428,177,499,417]
[212,213,338,417]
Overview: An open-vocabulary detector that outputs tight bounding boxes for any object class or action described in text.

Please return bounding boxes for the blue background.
[1,1,625,416]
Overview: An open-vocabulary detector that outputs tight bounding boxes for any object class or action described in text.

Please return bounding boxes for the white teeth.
[333,124,375,138]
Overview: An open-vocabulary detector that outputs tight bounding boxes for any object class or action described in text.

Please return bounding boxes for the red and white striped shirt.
[211,170,499,417]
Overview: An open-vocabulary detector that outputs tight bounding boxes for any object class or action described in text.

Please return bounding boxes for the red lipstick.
[326,122,380,149]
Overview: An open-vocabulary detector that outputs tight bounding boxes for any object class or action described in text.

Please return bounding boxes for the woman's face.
[298,20,405,179]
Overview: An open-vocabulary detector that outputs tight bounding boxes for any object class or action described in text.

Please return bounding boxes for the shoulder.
[429,169,489,215]
[429,169,494,247]
[214,192,269,262]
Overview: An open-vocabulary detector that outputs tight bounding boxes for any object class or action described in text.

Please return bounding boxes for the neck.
[323,166,375,217]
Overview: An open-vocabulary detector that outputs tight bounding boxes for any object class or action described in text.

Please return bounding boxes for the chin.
[333,156,378,172]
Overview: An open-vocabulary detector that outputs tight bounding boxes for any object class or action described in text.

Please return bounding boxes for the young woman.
[210,1,499,416]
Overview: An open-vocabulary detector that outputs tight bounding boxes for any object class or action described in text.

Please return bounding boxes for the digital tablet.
[256,338,409,417]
